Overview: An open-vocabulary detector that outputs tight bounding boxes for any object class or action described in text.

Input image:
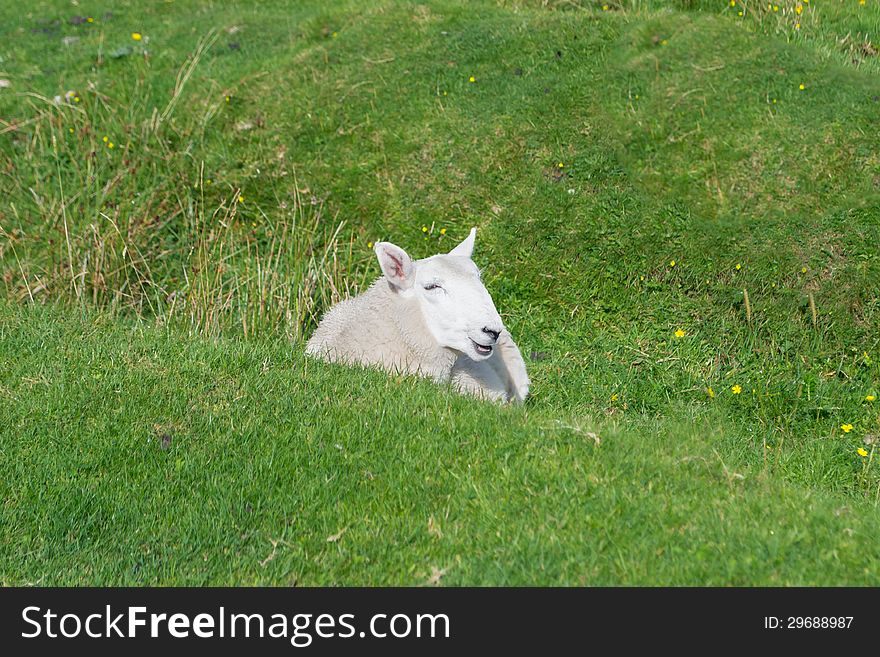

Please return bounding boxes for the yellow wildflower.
[841,424,853,434]
[799,83,805,90]
[611,393,618,402]
[468,76,475,83]
[707,387,715,398]
[795,5,802,15]
[87,17,94,23]
[669,259,676,267]
[439,228,447,235]
[857,447,868,457]
[238,195,245,203]
[367,241,374,249]
[735,263,741,270]
[108,142,114,149]
[422,226,428,233]
[131,32,142,41]
[866,395,876,402]
[674,329,685,338]
[102,136,109,143]
[729,0,736,6]
[732,385,742,395]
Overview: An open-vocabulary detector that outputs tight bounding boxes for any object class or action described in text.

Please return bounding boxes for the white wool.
[305,229,529,403]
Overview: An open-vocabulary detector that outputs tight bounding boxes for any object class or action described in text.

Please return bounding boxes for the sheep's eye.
[423,283,443,291]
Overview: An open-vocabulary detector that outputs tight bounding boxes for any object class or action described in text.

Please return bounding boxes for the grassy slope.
[3,301,879,586]
[1,1,880,584]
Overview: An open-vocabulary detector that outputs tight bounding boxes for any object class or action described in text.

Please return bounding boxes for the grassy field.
[2,0,879,585]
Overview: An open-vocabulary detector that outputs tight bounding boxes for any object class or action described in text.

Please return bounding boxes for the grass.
[1,0,880,584]
[3,301,879,585]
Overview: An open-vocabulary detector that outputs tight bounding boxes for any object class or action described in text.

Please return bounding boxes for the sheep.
[306,228,529,403]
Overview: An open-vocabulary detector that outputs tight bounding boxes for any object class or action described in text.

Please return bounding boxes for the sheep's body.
[307,278,453,381]
[306,229,529,403]
[306,277,529,402]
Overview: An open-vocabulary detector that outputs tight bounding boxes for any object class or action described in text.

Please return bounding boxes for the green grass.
[2,0,880,584]
[3,301,879,585]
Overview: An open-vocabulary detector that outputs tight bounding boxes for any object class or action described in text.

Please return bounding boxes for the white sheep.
[306,228,529,403]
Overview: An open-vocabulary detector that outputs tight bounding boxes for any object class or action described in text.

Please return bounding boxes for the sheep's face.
[411,255,504,361]
[374,228,505,361]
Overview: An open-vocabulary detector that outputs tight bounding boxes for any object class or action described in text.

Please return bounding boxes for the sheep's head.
[373,228,504,361]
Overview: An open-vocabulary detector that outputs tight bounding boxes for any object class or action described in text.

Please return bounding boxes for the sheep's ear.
[448,227,476,258]
[374,242,414,290]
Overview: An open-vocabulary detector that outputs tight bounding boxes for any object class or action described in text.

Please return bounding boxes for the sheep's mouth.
[470,339,493,356]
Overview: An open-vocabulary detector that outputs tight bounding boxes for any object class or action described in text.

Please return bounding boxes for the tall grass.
[0,37,365,341]
[179,181,360,340]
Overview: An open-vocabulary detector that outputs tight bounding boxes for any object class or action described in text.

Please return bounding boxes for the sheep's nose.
[482,327,500,341]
